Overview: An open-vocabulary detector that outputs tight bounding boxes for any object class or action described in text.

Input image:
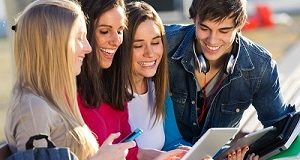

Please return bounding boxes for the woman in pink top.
[76,0,186,159]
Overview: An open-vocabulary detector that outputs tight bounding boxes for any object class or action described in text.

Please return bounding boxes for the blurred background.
[0,0,300,140]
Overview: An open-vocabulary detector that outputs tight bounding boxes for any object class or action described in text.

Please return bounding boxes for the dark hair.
[77,0,130,110]
[125,1,168,123]
[189,0,247,27]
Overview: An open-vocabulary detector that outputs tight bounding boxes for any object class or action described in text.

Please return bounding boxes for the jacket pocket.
[170,91,187,120]
[221,100,250,115]
[217,101,251,127]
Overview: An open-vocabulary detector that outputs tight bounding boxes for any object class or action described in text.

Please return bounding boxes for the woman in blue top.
[125,1,191,151]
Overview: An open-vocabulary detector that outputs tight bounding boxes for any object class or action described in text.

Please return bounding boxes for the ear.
[238,21,246,31]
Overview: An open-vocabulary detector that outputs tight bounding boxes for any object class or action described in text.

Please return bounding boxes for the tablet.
[181,128,238,160]
[214,126,276,160]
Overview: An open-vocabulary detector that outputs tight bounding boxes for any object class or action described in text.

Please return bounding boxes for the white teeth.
[206,45,220,51]
[139,61,155,67]
[99,48,116,54]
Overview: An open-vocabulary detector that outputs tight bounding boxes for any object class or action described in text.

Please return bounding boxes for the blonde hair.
[11,0,98,159]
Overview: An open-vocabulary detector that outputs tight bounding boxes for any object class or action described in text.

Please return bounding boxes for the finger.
[236,149,242,159]
[169,156,181,160]
[201,155,213,160]
[249,153,256,160]
[231,151,237,160]
[202,158,213,160]
[102,132,121,145]
[253,155,259,160]
[240,146,249,158]
[118,141,136,150]
[227,153,232,160]
[177,145,191,151]
[165,149,187,158]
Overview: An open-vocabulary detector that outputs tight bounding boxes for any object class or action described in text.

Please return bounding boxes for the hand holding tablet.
[213,126,275,160]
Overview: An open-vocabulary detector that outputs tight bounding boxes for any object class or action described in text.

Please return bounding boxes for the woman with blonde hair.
[5,0,135,159]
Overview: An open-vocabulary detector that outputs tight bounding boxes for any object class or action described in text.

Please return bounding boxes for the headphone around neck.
[194,35,240,75]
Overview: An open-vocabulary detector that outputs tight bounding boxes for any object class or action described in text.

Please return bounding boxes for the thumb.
[102,132,121,146]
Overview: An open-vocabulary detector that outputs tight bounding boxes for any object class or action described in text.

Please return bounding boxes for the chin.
[100,63,113,69]
[75,70,81,76]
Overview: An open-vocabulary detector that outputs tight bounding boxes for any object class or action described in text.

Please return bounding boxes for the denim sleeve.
[252,59,295,126]
[162,95,192,151]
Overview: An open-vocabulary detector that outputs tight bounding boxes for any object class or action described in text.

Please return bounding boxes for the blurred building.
[126,0,192,23]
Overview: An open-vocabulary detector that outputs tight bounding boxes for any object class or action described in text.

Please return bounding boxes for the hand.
[91,132,136,160]
[248,153,259,160]
[201,155,213,160]
[176,145,191,151]
[153,149,187,160]
[227,146,249,160]
[137,148,164,160]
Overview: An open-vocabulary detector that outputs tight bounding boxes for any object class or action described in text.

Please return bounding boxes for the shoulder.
[165,24,194,36]
[164,24,195,57]
[14,92,53,116]
[240,35,272,61]
[5,91,60,151]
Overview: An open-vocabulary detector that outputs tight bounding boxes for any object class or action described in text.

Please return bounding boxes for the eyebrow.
[200,23,235,30]
[96,24,126,29]
[96,24,112,28]
[134,35,161,42]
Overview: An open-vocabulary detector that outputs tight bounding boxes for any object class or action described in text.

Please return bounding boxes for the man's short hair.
[189,0,247,27]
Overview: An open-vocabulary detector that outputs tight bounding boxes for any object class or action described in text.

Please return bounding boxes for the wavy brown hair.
[77,0,132,110]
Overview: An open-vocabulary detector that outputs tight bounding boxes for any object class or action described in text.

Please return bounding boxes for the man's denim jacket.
[165,24,295,143]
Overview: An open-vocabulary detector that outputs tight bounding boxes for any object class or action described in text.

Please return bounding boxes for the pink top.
[77,95,138,160]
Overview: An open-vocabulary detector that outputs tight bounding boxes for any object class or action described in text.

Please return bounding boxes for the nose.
[109,32,123,47]
[143,45,154,57]
[84,40,92,54]
[207,31,218,44]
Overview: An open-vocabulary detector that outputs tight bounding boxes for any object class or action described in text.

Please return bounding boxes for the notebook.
[248,112,300,159]
[181,128,238,160]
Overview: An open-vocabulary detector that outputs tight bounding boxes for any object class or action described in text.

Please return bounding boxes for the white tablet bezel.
[181,128,239,160]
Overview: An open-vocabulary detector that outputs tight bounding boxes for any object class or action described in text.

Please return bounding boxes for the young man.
[165,0,295,144]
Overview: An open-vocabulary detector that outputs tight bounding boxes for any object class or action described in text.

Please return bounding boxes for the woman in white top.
[125,1,190,150]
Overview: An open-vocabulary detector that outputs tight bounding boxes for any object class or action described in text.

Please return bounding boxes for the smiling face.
[95,6,126,69]
[73,17,92,75]
[194,16,241,65]
[131,19,163,81]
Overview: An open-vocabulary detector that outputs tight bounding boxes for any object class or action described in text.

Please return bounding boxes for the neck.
[133,75,147,94]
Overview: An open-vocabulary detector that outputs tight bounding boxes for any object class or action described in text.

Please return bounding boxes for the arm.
[252,59,295,126]
[91,133,136,160]
[162,95,192,151]
[11,95,54,150]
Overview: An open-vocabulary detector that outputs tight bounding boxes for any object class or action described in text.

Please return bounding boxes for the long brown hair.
[126,1,168,124]
[77,0,132,110]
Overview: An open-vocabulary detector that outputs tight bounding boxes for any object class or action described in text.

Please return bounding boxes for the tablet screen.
[181,128,238,160]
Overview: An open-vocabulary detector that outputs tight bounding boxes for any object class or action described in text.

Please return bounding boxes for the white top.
[128,80,165,149]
